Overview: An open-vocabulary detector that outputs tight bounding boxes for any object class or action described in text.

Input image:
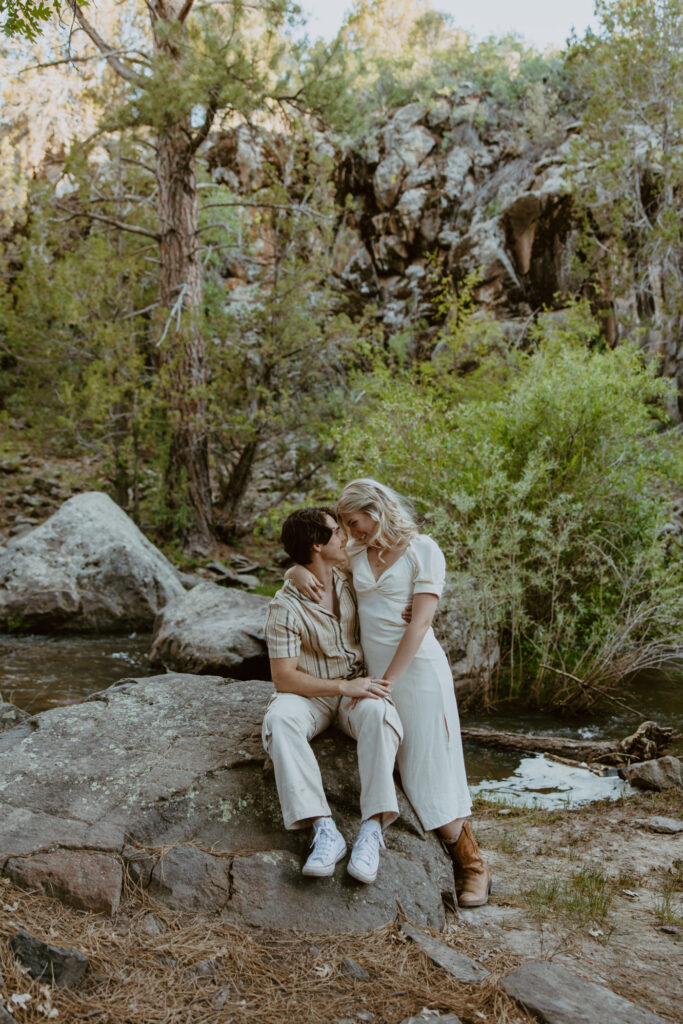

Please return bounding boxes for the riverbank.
[1,451,681,1021]
[1,790,680,1023]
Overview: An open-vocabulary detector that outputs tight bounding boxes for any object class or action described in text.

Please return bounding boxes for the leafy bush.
[338,0,573,141]
[334,303,683,709]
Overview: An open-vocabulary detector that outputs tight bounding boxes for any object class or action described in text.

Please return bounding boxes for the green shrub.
[334,302,683,709]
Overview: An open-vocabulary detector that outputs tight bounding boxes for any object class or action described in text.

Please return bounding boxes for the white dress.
[348,534,472,830]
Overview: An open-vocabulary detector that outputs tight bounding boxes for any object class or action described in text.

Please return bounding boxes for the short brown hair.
[281,507,337,565]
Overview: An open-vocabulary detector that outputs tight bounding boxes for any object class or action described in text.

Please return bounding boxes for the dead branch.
[461,720,674,766]
[540,663,647,719]
[56,204,160,241]
[65,0,149,88]
[19,50,152,74]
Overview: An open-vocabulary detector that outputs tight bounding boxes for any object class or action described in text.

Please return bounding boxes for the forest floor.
[0,445,282,581]
[1,790,681,1024]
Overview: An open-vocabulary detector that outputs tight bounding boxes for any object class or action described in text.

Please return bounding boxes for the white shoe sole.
[347,860,378,884]
[302,843,347,877]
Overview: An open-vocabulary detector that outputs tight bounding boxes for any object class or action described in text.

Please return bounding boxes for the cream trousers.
[262,691,403,830]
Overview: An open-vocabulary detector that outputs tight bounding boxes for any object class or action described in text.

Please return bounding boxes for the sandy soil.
[460,788,683,1021]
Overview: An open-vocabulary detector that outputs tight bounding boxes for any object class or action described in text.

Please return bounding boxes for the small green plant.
[654,889,683,927]
[524,864,617,928]
[653,863,683,927]
[571,865,615,923]
[485,827,521,854]
[525,875,563,922]
[616,868,642,890]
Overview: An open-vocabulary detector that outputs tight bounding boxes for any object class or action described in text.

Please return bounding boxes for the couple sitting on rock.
[262,478,491,909]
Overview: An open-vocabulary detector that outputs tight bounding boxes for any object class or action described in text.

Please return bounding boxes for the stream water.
[1,633,681,809]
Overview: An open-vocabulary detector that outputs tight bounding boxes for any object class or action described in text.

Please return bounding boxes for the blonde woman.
[289,478,491,908]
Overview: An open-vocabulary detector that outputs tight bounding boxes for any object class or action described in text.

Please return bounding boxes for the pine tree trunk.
[65,0,216,551]
[216,439,260,537]
[155,122,214,552]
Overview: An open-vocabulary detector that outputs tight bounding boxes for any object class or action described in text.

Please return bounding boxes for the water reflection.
[469,753,630,808]
[0,633,154,713]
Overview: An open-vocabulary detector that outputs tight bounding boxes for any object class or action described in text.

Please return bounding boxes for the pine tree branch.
[121,302,160,320]
[120,156,158,175]
[65,0,149,88]
[143,0,160,22]
[178,0,196,24]
[199,200,329,221]
[19,51,152,75]
[189,97,219,155]
[89,190,157,204]
[56,203,161,240]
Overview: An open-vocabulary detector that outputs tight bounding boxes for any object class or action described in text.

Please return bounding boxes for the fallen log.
[460,721,674,766]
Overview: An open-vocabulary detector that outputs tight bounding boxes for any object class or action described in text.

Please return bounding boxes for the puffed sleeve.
[411,535,447,598]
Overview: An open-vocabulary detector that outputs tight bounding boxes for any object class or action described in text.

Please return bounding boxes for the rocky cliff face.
[331,93,577,335]
[208,89,682,413]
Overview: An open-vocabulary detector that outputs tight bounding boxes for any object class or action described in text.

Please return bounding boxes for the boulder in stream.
[149,581,269,676]
[623,755,683,792]
[0,673,454,932]
[0,492,184,632]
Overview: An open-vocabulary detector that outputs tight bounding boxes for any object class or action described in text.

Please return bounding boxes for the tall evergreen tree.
[49,0,347,551]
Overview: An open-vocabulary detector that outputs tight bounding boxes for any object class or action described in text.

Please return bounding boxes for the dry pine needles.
[0,875,531,1024]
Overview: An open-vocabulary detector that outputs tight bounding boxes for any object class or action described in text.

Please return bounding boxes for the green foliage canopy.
[335,302,683,708]
[1,0,65,40]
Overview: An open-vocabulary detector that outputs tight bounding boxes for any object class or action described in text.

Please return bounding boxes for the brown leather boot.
[446,822,491,908]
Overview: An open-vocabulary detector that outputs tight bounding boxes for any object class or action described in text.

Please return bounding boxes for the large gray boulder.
[149,581,269,676]
[0,673,454,931]
[0,492,184,632]
[501,960,668,1024]
[433,584,499,696]
[623,755,683,792]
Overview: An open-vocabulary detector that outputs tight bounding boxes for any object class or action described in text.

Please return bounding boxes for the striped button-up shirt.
[264,569,365,680]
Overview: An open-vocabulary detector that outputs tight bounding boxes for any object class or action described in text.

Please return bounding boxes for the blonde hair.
[336,478,419,555]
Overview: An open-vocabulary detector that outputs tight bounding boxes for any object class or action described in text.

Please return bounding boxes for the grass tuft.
[523,863,617,928]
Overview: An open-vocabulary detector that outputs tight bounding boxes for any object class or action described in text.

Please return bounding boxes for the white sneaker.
[347,819,385,884]
[302,818,347,877]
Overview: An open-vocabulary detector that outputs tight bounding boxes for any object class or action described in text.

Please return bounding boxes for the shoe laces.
[352,822,385,867]
[310,820,340,860]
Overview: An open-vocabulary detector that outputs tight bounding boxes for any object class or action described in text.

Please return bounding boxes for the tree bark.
[155,121,213,552]
[64,0,215,553]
